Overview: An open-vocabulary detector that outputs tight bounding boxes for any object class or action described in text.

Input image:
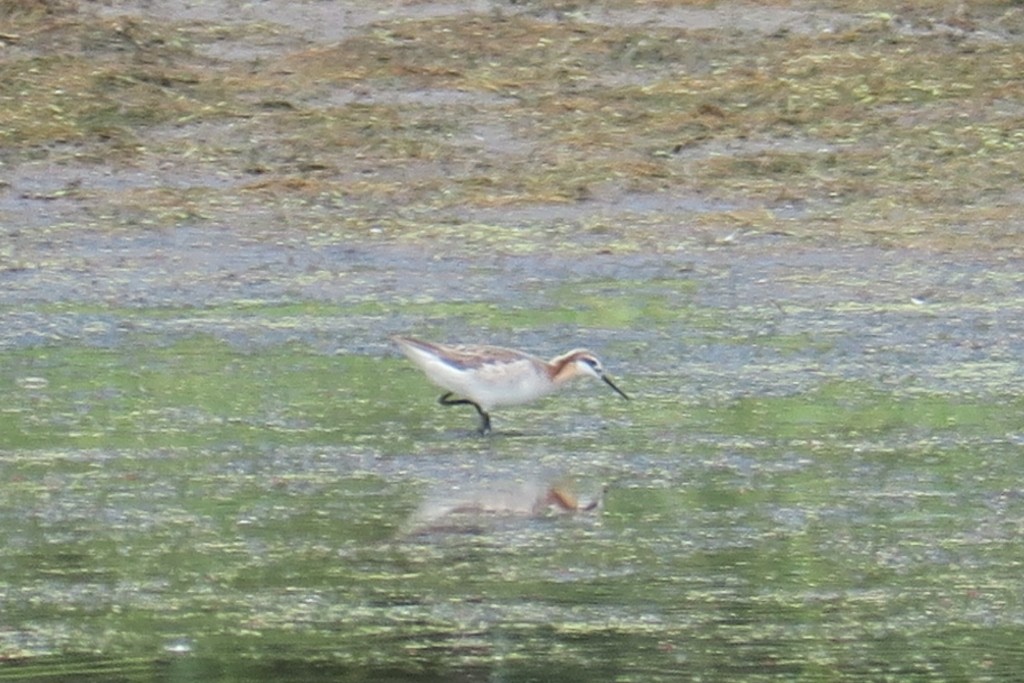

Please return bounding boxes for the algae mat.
[3,243,1023,681]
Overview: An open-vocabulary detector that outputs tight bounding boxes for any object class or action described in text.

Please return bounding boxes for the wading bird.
[393,336,629,434]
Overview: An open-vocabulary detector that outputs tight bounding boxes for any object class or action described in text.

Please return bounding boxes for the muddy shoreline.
[3,1,1022,273]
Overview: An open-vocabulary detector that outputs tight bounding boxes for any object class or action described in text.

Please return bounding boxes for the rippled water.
[2,241,1023,681]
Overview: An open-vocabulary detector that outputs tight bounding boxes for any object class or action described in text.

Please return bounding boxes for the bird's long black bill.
[602,374,630,400]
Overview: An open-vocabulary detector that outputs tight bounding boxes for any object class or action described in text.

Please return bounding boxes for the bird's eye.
[582,357,599,368]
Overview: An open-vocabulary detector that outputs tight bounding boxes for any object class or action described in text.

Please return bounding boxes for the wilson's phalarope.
[393,336,629,434]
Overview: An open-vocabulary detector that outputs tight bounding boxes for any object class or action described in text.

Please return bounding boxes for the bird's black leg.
[438,392,470,407]
[477,409,492,435]
[438,393,492,435]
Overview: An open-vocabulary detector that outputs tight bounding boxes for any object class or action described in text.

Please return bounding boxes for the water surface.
[2,244,1022,681]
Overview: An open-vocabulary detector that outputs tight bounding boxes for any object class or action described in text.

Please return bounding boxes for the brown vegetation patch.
[1,1,1021,252]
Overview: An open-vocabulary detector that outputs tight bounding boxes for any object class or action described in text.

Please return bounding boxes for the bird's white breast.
[402,345,554,410]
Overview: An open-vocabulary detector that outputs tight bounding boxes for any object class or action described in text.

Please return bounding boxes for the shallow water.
[2,237,1023,681]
